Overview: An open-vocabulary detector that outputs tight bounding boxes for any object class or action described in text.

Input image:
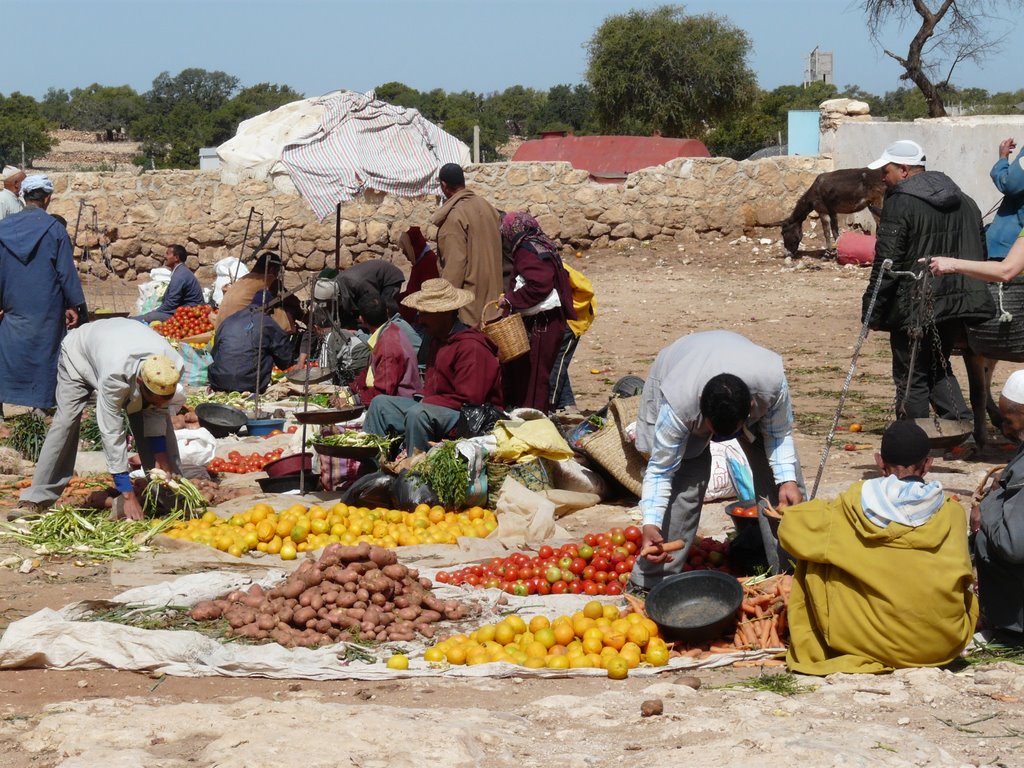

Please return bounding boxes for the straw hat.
[140,355,180,396]
[401,278,474,313]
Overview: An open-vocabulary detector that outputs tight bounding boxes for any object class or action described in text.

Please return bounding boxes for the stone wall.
[47,155,832,282]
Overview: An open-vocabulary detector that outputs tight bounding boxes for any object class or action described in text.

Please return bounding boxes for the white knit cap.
[20,175,53,195]
[1002,370,1024,404]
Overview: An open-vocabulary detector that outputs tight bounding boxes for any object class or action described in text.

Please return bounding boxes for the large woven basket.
[481,301,530,363]
[579,396,646,497]
[486,458,552,508]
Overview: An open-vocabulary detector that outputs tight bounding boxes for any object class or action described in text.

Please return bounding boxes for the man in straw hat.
[0,174,85,414]
[779,420,976,674]
[0,164,26,221]
[631,330,804,590]
[973,369,1024,643]
[364,278,502,455]
[10,319,185,522]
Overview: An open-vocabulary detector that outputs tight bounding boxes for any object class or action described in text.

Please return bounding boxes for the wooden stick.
[971,464,1007,506]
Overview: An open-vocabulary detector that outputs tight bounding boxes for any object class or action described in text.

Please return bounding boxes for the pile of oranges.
[425,600,669,679]
[163,502,498,561]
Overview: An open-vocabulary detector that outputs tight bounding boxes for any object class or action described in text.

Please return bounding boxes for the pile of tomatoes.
[435,526,644,597]
[208,448,285,474]
[154,305,214,341]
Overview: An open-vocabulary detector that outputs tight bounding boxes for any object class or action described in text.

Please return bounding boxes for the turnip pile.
[189,543,468,648]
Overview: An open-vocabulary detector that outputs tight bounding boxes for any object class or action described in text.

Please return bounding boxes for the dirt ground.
[2,230,1023,768]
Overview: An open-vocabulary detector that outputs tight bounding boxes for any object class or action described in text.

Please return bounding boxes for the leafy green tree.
[67,84,144,136]
[874,86,929,120]
[541,84,596,133]
[586,4,757,137]
[0,92,55,167]
[41,88,71,128]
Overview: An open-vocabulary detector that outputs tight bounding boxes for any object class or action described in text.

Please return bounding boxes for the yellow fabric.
[492,418,574,463]
[564,264,596,337]
[364,325,384,388]
[778,480,977,675]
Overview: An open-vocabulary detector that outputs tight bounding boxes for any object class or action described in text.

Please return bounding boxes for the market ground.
[2,230,1023,767]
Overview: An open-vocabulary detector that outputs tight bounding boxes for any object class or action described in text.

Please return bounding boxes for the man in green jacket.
[861,139,994,421]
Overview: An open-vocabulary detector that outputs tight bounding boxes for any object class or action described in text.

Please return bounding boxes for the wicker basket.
[481,301,530,363]
[579,396,646,497]
[486,458,552,508]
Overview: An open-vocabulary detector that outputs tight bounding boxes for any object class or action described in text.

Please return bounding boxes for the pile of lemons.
[163,502,498,560]
[423,600,670,679]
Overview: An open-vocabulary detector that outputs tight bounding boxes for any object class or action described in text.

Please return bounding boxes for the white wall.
[834,115,1024,218]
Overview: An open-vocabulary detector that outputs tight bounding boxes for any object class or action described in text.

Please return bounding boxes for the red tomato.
[550,580,568,595]
[582,565,596,581]
[568,581,584,595]
[538,545,554,560]
[534,581,550,596]
[583,581,599,596]
[604,581,622,595]
[594,571,609,584]
[569,557,587,575]
[623,525,642,543]
[435,571,451,584]
[287,425,298,433]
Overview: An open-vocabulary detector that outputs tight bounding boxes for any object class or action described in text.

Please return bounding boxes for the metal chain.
[810,258,893,499]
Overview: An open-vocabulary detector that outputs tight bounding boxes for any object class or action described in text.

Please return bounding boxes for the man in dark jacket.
[973,369,1024,643]
[861,140,994,421]
[208,290,293,393]
[331,259,405,324]
[364,279,502,455]
[132,244,205,323]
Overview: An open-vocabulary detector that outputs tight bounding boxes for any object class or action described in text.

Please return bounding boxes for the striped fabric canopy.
[281,90,470,221]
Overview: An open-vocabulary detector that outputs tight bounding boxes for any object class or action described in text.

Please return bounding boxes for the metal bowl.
[286,367,334,385]
[913,417,973,449]
[644,570,743,644]
[257,471,321,494]
[293,406,365,425]
[195,403,248,438]
[724,499,760,534]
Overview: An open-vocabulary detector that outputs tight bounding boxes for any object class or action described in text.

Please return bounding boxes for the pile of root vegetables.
[189,543,469,648]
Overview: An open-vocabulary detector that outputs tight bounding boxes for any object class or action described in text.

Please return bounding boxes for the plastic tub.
[263,452,313,478]
[246,418,285,437]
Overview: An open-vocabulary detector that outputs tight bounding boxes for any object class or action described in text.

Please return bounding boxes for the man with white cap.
[0,173,86,413]
[861,140,994,423]
[11,319,184,522]
[973,369,1024,642]
[0,165,25,221]
[364,278,502,455]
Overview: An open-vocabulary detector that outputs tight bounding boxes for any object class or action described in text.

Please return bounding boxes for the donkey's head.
[781,219,803,255]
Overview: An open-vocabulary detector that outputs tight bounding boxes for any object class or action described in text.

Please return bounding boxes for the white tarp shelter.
[217,89,471,220]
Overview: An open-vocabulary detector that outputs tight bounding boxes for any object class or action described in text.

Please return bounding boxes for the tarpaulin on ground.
[279,90,471,219]
[0,574,781,680]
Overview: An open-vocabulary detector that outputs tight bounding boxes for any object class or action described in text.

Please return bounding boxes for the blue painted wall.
[788,111,820,156]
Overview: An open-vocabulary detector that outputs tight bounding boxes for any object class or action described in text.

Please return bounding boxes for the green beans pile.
[413,440,469,509]
[0,506,179,561]
[312,431,396,450]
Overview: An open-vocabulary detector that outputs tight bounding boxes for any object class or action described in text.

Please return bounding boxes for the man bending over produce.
[779,420,977,674]
[631,330,804,590]
[973,370,1024,644]
[364,279,502,455]
[10,319,184,522]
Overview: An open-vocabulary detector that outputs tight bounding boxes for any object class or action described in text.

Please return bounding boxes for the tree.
[67,84,144,136]
[41,88,71,128]
[541,84,596,134]
[0,92,55,167]
[861,0,1022,117]
[586,4,757,137]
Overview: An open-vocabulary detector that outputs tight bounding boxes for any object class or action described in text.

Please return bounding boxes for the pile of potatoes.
[189,542,468,648]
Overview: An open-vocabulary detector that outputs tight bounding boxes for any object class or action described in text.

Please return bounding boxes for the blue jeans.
[548,328,579,410]
[364,395,461,455]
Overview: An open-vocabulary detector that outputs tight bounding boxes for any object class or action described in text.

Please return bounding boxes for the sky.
[3,0,1021,100]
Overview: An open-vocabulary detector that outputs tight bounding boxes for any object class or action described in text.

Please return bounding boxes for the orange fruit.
[529,615,551,633]
[645,646,670,666]
[583,600,604,620]
[534,628,557,649]
[446,645,468,665]
[553,622,575,647]
[606,655,629,680]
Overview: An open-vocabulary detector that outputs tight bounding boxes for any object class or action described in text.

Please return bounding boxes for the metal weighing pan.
[914,417,973,449]
[286,367,334,385]
[312,442,380,460]
[294,406,365,425]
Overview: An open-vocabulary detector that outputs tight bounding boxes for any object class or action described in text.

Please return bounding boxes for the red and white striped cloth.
[282,90,469,220]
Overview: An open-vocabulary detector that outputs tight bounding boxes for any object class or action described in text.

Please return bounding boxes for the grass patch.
[789,365,845,377]
[717,672,817,696]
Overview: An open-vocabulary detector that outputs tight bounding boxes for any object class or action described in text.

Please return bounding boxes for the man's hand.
[639,524,670,563]
[65,307,79,329]
[970,503,982,534]
[777,481,803,508]
[999,138,1017,159]
[122,492,144,521]
[154,452,174,475]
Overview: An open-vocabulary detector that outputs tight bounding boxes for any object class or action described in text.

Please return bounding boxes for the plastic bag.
[705,440,737,502]
[212,258,249,306]
[456,440,488,508]
[135,267,172,314]
[341,471,394,509]
[723,440,754,501]
[391,468,439,511]
[175,428,216,472]
[456,404,507,439]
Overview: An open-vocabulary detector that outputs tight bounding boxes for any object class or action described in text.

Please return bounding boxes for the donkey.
[777,167,887,255]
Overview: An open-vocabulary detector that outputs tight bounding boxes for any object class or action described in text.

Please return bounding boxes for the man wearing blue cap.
[0,174,85,411]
